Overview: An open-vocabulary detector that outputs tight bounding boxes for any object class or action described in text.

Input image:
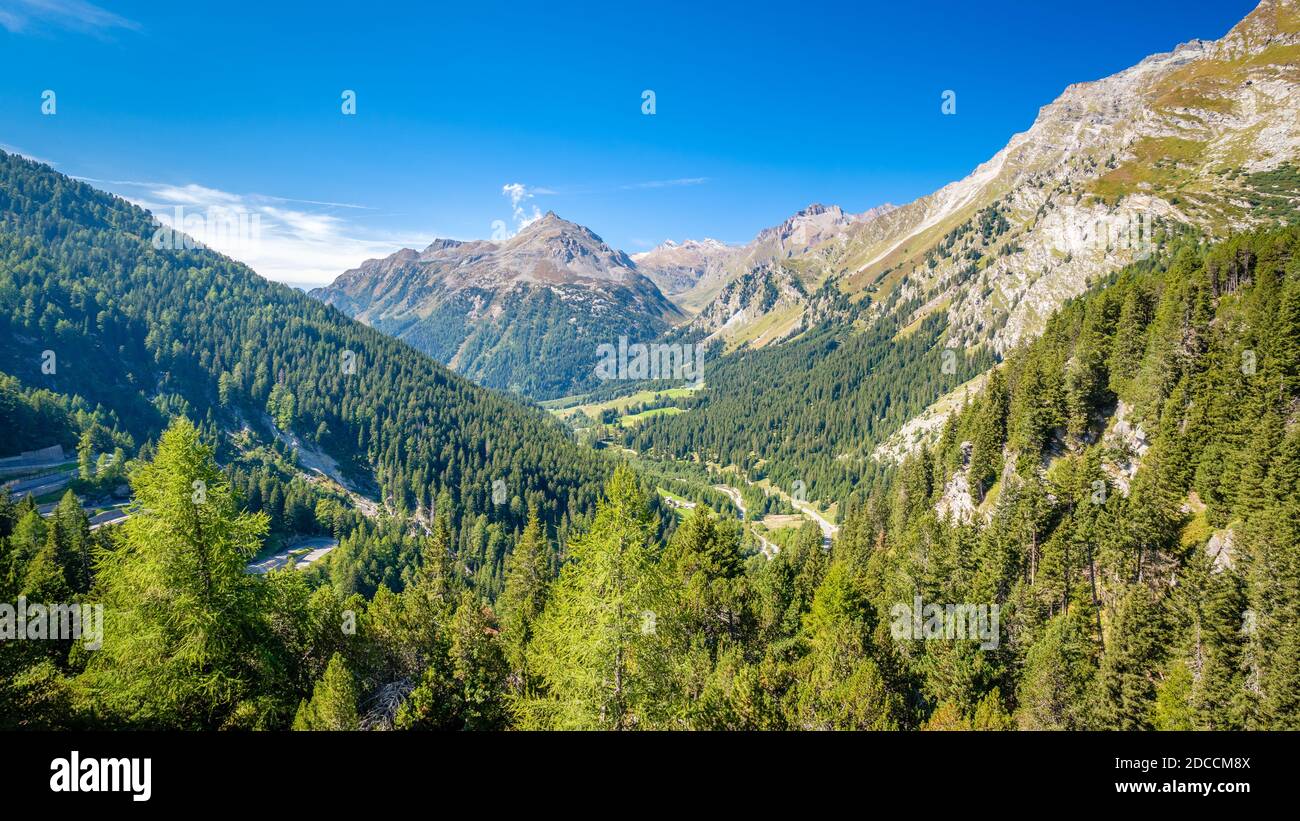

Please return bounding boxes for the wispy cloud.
[82,179,371,211]
[0,144,57,166]
[84,178,431,287]
[67,172,711,283]
[497,177,708,234]
[510,178,711,198]
[619,177,710,190]
[0,0,141,37]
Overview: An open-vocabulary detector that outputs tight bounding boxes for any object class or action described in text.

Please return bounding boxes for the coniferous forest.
[3,146,1298,731]
[3,2,1300,755]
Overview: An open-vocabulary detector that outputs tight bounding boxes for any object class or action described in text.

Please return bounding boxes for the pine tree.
[663,506,749,652]
[446,591,508,730]
[1092,587,1165,730]
[22,526,72,604]
[967,368,1008,500]
[54,489,91,594]
[791,561,903,730]
[1191,570,1249,730]
[1107,279,1153,396]
[411,512,458,611]
[1247,427,1300,727]
[971,688,1015,730]
[1016,609,1098,729]
[76,426,96,481]
[1151,657,1195,730]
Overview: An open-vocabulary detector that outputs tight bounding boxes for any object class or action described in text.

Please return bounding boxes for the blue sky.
[0,0,1260,287]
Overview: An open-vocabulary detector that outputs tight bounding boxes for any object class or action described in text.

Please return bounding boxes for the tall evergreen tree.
[293,652,360,730]
[498,505,551,693]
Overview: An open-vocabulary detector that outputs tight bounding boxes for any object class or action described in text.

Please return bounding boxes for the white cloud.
[502,182,528,208]
[146,182,242,207]
[0,0,141,36]
[46,171,710,284]
[495,177,708,238]
[86,178,433,287]
[501,182,543,234]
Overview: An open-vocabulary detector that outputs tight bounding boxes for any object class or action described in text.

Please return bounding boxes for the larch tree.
[81,417,269,728]
[520,464,673,729]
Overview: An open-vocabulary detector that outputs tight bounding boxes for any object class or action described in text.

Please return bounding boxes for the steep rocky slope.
[638,203,895,348]
[690,0,1300,357]
[630,238,738,297]
[312,212,683,399]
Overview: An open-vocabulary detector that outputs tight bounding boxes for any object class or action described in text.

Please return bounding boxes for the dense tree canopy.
[2,146,1297,731]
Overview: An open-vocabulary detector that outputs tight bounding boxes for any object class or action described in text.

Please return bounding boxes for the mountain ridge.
[672,0,1300,357]
[0,147,609,533]
[312,211,682,399]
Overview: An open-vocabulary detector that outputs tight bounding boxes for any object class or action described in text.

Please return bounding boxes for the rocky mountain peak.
[794,203,839,218]
[1230,0,1299,46]
[634,237,732,258]
[495,211,638,283]
[753,201,860,251]
[421,238,466,254]
[311,211,682,398]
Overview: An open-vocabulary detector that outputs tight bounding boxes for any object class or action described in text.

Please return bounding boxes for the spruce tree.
[498,505,551,692]
[293,652,360,730]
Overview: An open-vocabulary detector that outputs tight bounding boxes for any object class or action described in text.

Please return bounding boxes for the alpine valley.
[1,0,1299,734]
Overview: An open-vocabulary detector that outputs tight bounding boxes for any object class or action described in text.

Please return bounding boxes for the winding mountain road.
[791,498,838,550]
[712,483,747,517]
[246,536,339,574]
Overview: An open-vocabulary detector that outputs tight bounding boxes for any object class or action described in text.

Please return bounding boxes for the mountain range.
[673,0,1300,362]
[0,149,609,535]
[314,0,1299,410]
[4,0,1300,736]
[311,212,682,399]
